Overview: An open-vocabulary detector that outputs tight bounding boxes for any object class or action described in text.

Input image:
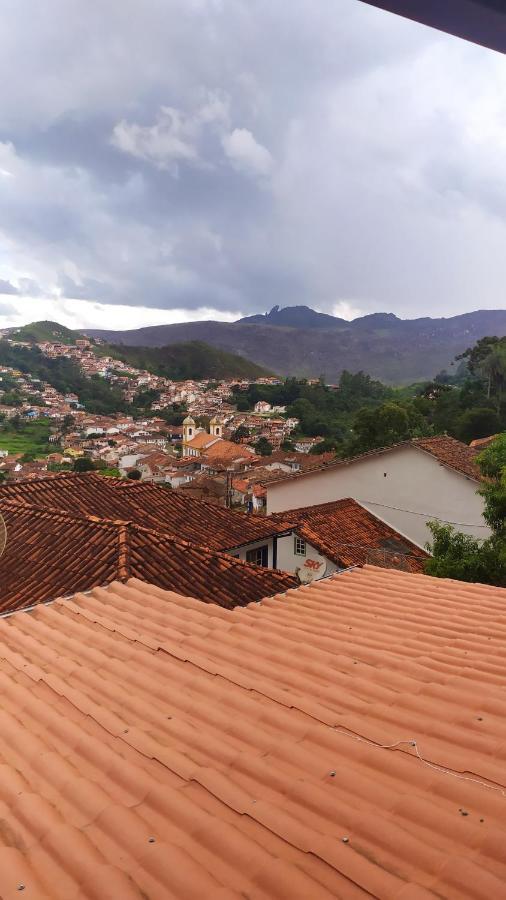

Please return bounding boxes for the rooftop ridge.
[0,498,298,591]
[117,523,131,581]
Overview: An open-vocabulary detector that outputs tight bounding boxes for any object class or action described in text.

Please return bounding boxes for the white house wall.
[267,445,490,549]
[276,533,338,578]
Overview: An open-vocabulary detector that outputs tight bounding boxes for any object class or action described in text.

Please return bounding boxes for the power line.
[355,499,489,529]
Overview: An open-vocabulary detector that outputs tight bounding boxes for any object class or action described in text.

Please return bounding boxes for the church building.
[182,416,256,463]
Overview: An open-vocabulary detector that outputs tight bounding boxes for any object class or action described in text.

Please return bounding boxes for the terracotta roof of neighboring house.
[270,498,428,572]
[268,434,482,486]
[249,450,337,472]
[0,472,294,551]
[0,502,297,613]
[413,435,481,479]
[232,468,289,500]
[176,474,227,505]
[0,566,505,898]
[469,434,500,449]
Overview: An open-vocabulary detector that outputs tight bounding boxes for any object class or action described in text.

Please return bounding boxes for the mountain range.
[85,305,506,384]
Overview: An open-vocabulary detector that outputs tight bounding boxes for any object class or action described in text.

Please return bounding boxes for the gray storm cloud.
[1,0,506,327]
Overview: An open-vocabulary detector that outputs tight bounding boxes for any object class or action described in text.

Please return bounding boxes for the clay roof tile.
[0,567,503,897]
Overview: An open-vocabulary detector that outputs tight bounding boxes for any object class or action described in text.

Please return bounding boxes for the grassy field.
[0,418,53,456]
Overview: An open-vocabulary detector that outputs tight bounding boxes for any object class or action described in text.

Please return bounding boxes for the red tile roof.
[184,431,218,450]
[270,497,428,572]
[0,502,297,613]
[0,472,293,551]
[0,566,504,898]
[469,434,499,449]
[413,436,481,480]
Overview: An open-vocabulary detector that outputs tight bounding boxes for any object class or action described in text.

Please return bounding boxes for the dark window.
[246,545,269,567]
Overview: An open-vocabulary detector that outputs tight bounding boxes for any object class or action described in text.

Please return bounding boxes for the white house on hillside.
[266,436,490,550]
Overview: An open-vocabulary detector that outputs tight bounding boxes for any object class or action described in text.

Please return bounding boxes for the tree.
[127,469,142,480]
[309,437,339,454]
[255,437,273,456]
[231,425,249,443]
[425,434,506,586]
[455,407,500,443]
[477,433,506,536]
[458,336,506,409]
[280,438,295,451]
[349,402,411,454]
[424,523,505,586]
[73,456,95,472]
[481,344,506,410]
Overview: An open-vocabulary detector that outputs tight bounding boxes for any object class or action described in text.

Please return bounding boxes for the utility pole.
[226,469,233,508]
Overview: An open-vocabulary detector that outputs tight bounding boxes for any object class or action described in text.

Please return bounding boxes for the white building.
[266,436,489,549]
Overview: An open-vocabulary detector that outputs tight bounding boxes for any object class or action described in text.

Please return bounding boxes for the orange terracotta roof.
[469,434,499,449]
[413,436,481,480]
[201,438,256,461]
[270,498,428,572]
[0,472,294,551]
[0,567,504,898]
[0,502,297,613]
[184,431,218,450]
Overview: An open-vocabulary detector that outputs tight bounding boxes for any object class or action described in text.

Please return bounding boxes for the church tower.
[183,415,196,443]
[209,416,222,438]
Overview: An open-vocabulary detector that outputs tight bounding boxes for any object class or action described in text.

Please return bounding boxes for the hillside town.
[0,332,313,489]
[2,1,506,896]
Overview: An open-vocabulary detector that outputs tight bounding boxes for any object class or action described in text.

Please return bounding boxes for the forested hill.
[7,320,85,345]
[1,321,270,380]
[96,340,270,380]
[86,307,506,384]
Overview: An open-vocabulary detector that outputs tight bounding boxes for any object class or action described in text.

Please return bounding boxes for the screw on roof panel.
[342,837,350,843]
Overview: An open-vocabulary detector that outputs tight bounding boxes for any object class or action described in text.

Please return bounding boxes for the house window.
[246,545,269,567]
[294,537,306,556]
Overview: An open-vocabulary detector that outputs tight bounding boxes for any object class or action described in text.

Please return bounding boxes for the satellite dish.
[0,512,6,559]
[297,555,327,584]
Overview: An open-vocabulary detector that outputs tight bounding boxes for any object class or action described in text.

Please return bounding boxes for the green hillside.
[97,340,271,380]
[8,320,83,345]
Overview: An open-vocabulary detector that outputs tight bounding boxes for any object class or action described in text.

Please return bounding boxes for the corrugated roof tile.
[0,568,503,897]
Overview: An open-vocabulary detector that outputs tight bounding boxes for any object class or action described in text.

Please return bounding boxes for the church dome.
[182,415,195,425]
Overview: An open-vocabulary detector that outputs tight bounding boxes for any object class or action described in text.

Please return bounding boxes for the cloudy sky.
[1,0,506,331]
